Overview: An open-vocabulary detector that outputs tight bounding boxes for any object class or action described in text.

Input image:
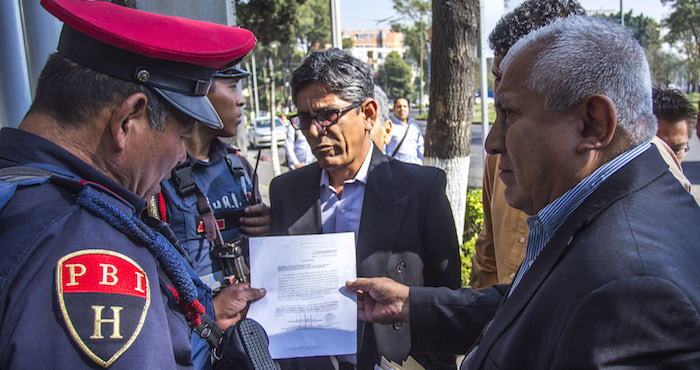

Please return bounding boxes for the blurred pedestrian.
[370,85,393,152]
[652,86,697,162]
[386,97,424,164]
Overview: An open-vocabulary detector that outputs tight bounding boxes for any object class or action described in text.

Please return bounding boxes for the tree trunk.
[423,0,478,244]
[268,54,281,176]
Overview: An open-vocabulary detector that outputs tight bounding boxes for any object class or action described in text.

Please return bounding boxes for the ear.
[107,92,149,151]
[383,120,393,145]
[576,94,617,154]
[361,99,378,131]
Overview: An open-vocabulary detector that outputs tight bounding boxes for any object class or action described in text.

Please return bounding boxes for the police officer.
[159,65,271,296]
[0,0,265,367]
[157,64,272,368]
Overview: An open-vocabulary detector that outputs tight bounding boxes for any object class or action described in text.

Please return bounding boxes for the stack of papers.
[374,356,426,370]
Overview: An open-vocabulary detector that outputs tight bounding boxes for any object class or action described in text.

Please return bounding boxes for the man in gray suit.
[347,16,700,368]
[270,48,461,369]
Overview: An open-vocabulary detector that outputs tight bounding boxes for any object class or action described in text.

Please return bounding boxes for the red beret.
[40,0,257,129]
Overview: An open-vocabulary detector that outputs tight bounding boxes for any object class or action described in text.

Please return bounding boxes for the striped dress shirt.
[508,141,652,296]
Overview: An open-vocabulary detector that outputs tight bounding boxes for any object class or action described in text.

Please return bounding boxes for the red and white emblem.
[56,249,150,368]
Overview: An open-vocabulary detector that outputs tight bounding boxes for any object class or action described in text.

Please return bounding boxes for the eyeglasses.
[289,102,362,130]
[673,145,690,157]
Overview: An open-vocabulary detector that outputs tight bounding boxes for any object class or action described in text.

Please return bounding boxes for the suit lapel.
[285,164,323,234]
[356,146,409,356]
[356,147,409,266]
[468,146,669,367]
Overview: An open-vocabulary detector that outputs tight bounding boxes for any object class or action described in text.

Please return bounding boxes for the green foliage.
[234,0,307,47]
[603,11,661,50]
[392,22,430,72]
[460,188,484,287]
[389,0,431,105]
[342,37,353,50]
[377,51,414,99]
[460,234,477,288]
[473,102,496,125]
[662,0,700,51]
[649,49,685,87]
[464,188,484,240]
[295,0,331,52]
[662,0,700,90]
[601,11,700,91]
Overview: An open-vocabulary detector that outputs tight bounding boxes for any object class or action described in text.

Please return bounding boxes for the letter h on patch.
[57,249,150,368]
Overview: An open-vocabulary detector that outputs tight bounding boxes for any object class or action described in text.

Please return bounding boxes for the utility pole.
[620,0,624,25]
[330,0,342,48]
[251,52,260,119]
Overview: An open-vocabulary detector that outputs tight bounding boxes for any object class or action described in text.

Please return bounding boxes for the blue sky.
[341,0,672,39]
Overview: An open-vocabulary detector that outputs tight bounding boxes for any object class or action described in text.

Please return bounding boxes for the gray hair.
[291,48,374,105]
[501,16,657,146]
[30,53,183,132]
[373,85,390,124]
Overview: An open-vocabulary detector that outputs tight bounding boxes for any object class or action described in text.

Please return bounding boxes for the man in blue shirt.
[347,16,700,368]
[270,48,460,369]
[284,119,316,169]
[386,97,424,164]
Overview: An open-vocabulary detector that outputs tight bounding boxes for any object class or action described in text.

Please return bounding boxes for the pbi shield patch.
[56,249,150,368]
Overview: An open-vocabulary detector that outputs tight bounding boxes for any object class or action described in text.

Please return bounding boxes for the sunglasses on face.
[289,102,362,130]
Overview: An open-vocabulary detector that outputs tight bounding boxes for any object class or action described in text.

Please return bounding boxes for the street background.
[239,113,700,206]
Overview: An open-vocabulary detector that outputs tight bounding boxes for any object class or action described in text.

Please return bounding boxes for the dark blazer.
[410,146,700,369]
[270,145,462,369]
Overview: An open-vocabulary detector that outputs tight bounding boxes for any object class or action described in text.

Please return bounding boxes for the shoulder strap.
[0,166,55,183]
[391,123,411,157]
[224,152,253,191]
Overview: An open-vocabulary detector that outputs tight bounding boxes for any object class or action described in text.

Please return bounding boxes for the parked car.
[248,116,287,148]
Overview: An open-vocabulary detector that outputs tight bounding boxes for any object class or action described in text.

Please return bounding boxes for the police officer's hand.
[241,197,270,235]
[213,283,266,331]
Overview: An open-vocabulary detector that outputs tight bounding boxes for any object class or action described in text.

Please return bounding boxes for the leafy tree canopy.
[603,11,660,50]
[662,0,700,52]
[234,0,307,47]
[294,0,331,52]
[377,51,414,99]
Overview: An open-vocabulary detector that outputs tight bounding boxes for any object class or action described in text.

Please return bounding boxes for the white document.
[246,232,357,359]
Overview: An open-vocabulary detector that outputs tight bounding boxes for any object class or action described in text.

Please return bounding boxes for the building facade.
[342,29,406,70]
